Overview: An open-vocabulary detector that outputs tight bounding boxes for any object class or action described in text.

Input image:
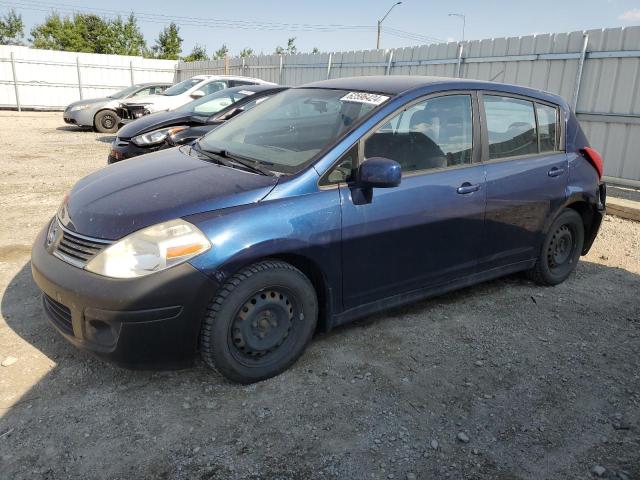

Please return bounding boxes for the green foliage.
[0,8,24,45]
[239,47,254,58]
[151,22,182,59]
[30,12,145,55]
[183,44,208,62]
[311,47,320,54]
[275,37,297,55]
[212,43,229,60]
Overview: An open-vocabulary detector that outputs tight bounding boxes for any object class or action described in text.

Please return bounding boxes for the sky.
[3,0,640,56]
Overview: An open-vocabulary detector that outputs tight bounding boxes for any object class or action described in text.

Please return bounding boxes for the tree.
[311,47,320,54]
[239,47,254,58]
[183,44,208,62]
[151,22,182,59]
[108,14,146,56]
[275,37,297,55]
[0,8,24,45]
[212,43,229,60]
[30,12,146,55]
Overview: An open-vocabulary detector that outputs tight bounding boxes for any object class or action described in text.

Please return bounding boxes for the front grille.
[52,220,112,268]
[43,294,73,335]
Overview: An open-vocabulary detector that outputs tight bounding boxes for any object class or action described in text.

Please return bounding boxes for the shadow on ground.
[1,259,639,479]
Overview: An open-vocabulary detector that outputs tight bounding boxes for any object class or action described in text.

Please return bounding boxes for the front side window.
[199,88,384,174]
[162,78,202,96]
[536,103,559,152]
[176,89,249,115]
[201,81,228,95]
[484,96,537,159]
[364,94,473,174]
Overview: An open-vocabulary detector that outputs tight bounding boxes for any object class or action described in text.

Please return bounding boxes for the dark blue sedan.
[32,76,606,383]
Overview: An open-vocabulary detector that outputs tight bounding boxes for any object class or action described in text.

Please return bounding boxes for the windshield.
[199,88,387,173]
[108,85,144,99]
[175,89,250,115]
[162,78,202,96]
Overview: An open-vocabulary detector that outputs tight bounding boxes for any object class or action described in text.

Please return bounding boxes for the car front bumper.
[31,225,218,369]
[63,108,95,128]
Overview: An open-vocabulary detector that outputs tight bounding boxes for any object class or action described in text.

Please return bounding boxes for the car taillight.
[580,147,603,180]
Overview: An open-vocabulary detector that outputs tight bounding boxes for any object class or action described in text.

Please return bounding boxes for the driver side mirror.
[190,90,205,99]
[356,157,402,189]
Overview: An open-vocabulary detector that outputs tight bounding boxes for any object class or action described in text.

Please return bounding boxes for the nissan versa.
[32,76,606,384]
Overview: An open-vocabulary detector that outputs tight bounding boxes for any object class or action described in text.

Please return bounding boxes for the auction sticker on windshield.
[340,92,389,105]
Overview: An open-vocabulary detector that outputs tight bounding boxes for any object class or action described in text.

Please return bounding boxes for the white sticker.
[340,91,389,105]
[238,90,256,96]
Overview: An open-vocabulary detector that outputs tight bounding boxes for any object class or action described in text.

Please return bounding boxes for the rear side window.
[536,103,559,152]
[201,81,228,95]
[364,94,473,174]
[484,96,537,159]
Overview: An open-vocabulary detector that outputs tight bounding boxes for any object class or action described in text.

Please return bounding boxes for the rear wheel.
[200,260,318,384]
[528,209,584,286]
[94,110,119,133]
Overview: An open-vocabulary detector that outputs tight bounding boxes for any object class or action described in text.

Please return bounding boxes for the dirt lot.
[0,111,639,480]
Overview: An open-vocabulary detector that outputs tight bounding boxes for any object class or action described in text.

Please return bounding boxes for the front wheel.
[200,260,318,384]
[528,209,584,286]
[94,110,119,133]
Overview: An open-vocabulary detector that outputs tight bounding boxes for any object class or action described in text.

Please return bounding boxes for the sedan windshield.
[175,89,250,115]
[162,78,202,96]
[199,88,387,173]
[108,85,144,99]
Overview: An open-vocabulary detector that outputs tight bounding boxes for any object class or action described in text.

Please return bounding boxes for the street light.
[448,13,466,43]
[377,1,403,49]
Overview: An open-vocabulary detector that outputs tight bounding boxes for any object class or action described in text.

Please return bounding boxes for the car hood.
[117,110,205,139]
[60,147,279,240]
[66,97,110,109]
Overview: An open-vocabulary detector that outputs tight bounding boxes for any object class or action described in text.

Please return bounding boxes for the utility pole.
[448,13,466,43]
[377,1,402,49]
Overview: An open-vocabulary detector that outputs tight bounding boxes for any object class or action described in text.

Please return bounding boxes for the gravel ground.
[0,111,639,480]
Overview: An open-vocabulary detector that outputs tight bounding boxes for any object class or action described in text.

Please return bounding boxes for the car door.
[480,94,567,270]
[336,93,486,310]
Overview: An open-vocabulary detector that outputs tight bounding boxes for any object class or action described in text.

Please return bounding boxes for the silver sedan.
[63,82,172,133]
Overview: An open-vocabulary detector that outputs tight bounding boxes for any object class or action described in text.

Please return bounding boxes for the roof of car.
[191,74,275,84]
[136,82,172,87]
[300,75,566,105]
[222,84,288,94]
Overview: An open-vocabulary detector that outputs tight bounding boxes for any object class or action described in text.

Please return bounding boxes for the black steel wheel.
[200,260,318,384]
[94,110,119,134]
[528,209,584,286]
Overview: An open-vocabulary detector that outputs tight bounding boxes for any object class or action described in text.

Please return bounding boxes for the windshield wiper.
[202,146,275,176]
[190,142,236,169]
[192,142,275,176]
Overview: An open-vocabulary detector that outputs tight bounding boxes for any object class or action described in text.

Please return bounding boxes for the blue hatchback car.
[32,76,606,383]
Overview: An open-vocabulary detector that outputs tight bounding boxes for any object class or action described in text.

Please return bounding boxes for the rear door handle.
[548,167,565,177]
[457,182,480,194]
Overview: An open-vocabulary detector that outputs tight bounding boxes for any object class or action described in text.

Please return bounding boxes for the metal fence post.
[571,33,589,112]
[10,52,21,112]
[279,54,284,84]
[386,49,394,75]
[326,53,333,79]
[76,56,83,100]
[242,56,246,73]
[456,43,464,78]
[129,60,135,86]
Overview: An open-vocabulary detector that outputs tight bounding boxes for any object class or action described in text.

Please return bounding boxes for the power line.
[0,0,442,43]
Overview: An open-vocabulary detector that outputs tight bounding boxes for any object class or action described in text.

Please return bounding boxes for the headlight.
[85,219,211,279]
[70,104,92,112]
[131,126,188,146]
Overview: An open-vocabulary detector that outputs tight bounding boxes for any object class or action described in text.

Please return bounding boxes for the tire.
[94,110,119,134]
[200,260,318,384]
[528,209,584,286]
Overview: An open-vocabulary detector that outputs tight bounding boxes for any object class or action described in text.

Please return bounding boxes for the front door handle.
[457,182,480,194]
[548,167,565,177]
